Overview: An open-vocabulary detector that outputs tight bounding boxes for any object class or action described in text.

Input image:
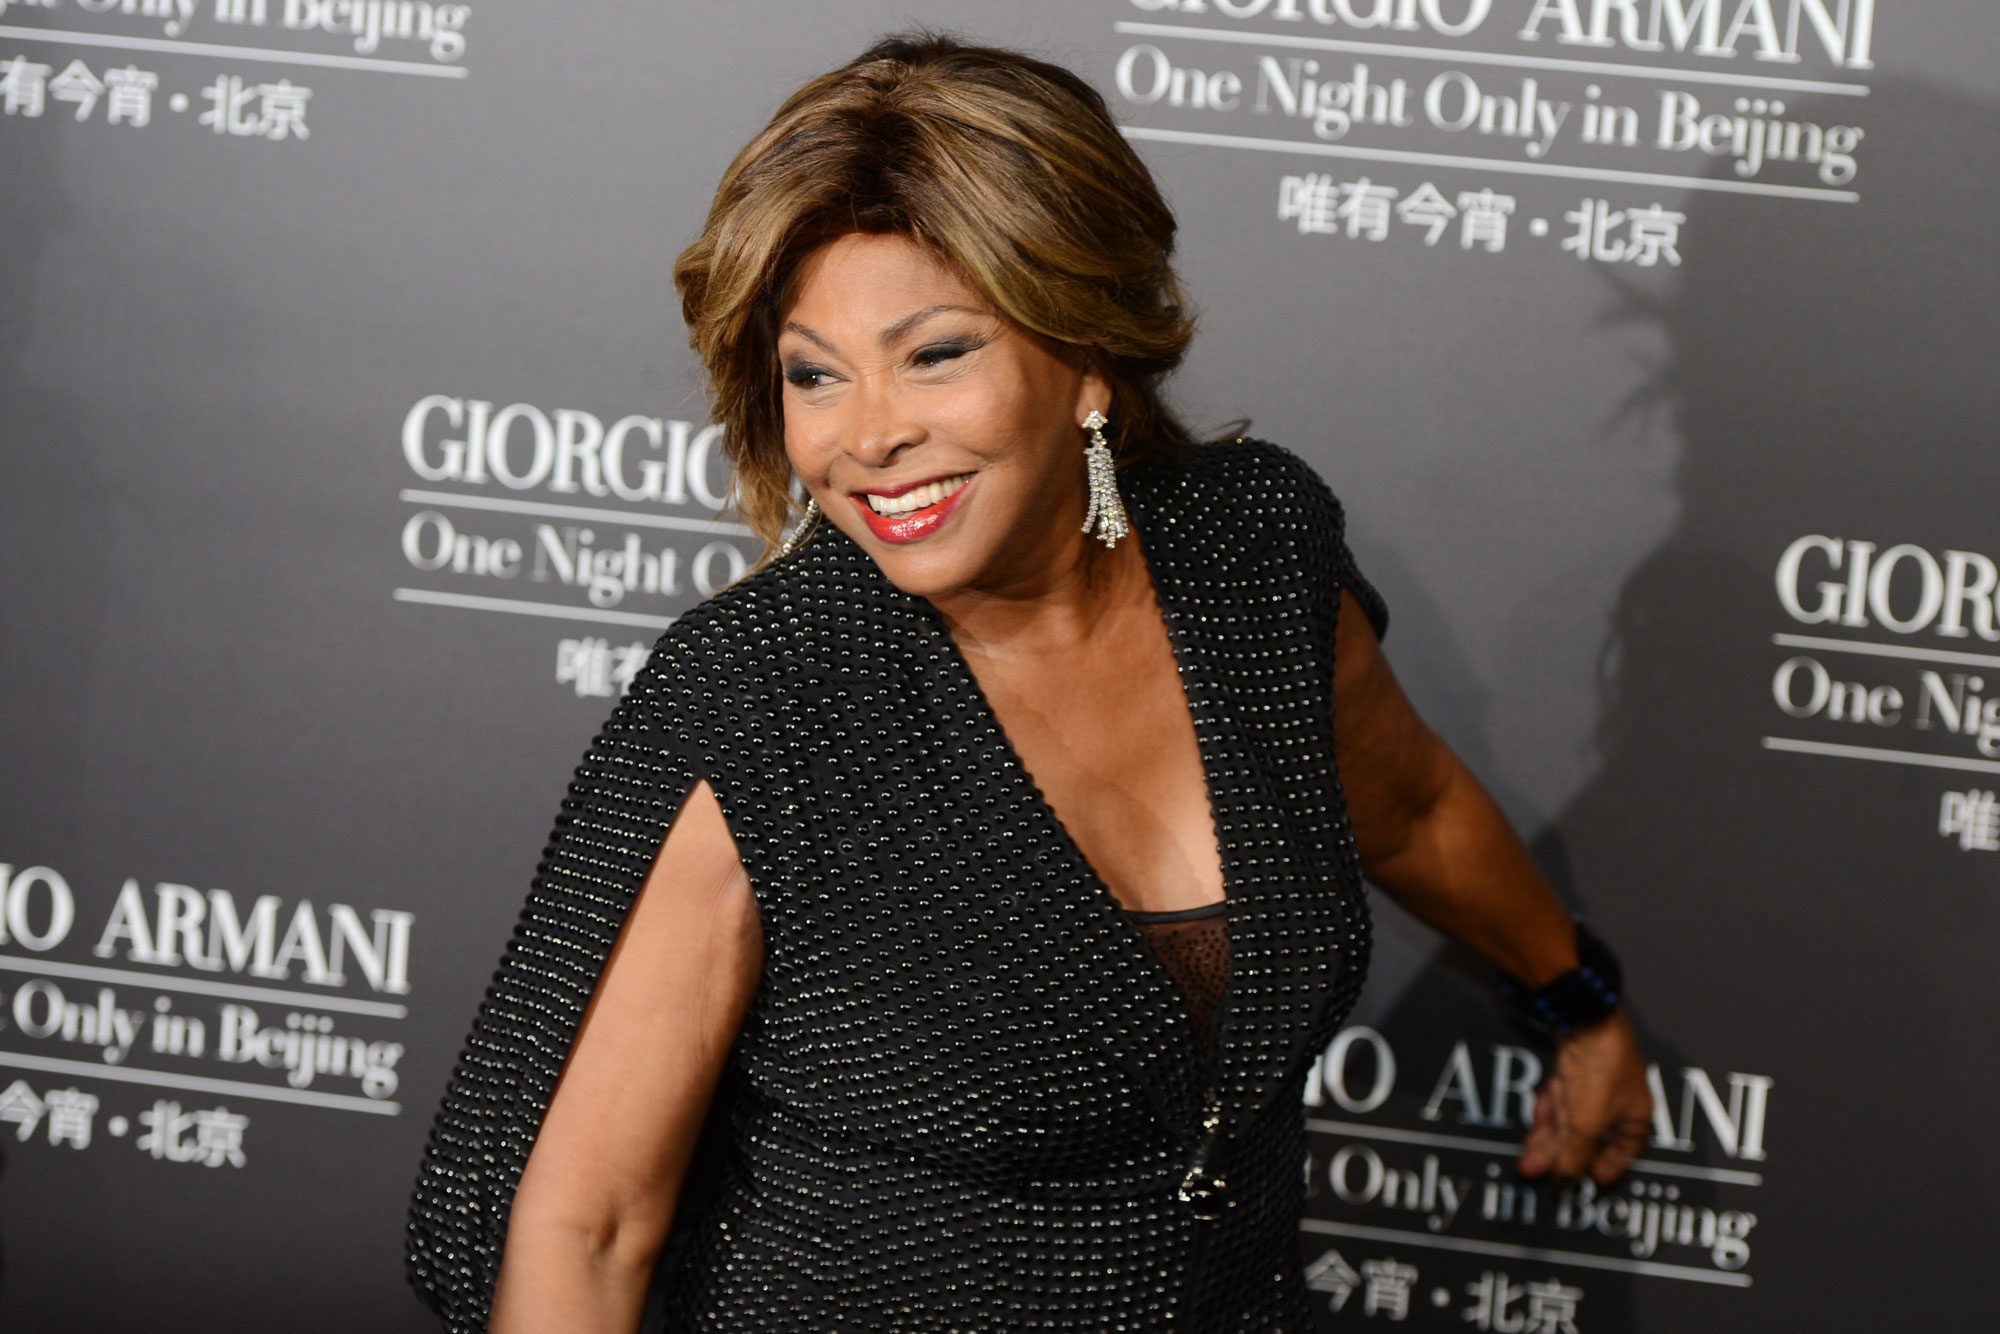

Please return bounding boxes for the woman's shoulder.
[638,560,799,685]
[1174,434,1389,638]
[635,533,893,702]
[1175,434,1359,529]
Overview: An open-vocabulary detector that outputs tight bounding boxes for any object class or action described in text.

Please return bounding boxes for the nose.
[847,373,923,467]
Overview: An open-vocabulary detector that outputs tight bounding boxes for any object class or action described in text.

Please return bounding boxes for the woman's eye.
[913,342,974,369]
[784,364,831,389]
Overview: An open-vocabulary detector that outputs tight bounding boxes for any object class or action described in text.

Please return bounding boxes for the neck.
[929,525,1151,664]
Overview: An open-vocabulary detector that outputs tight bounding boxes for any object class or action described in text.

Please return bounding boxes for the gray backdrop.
[2,1,1994,1329]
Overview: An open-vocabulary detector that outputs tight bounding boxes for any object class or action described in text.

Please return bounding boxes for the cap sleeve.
[1258,440,1390,643]
[404,637,710,1333]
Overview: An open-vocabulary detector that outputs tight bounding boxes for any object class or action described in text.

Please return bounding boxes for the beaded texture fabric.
[405,437,1391,1332]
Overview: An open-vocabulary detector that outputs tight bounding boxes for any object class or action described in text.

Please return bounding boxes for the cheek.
[938,363,1046,441]
[781,412,839,483]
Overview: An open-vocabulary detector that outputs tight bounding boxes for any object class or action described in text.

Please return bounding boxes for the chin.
[866,550,968,601]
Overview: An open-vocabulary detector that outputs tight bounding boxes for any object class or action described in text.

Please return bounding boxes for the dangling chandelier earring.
[1079,409,1130,549]
[774,495,820,560]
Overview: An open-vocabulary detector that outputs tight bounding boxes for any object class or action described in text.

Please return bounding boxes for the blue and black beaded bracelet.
[1500,921,1625,1038]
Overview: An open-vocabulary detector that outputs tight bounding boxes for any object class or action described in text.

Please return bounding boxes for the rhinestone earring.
[774,495,820,560]
[1079,409,1129,548]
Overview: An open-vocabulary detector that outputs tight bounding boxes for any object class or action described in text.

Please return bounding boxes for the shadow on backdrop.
[1321,76,1998,1333]
[1537,76,1997,1330]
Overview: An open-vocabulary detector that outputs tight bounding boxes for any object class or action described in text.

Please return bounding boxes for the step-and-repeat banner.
[2,3,1992,1330]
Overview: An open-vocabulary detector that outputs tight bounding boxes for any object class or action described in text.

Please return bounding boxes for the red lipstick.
[851,474,976,545]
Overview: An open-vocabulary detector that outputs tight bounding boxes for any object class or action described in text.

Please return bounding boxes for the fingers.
[1534,1074,1595,1181]
[1523,1119,1641,1184]
[1561,1093,1646,1182]
[1516,1015,1657,1186]
[1516,1078,1565,1178]
[1518,1072,1649,1184]
[1587,1115,1651,1185]
[1517,1017,1657,1186]
[1516,1130,1555,1177]
[1555,1112,1598,1180]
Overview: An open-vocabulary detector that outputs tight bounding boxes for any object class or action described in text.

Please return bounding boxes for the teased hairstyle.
[673,30,1202,564]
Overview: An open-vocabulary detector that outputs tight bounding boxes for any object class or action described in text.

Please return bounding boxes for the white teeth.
[866,473,972,515]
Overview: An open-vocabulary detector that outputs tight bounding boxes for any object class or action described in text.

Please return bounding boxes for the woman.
[406,31,1651,1332]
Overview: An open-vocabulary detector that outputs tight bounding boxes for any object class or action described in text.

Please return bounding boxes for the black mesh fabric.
[405,437,1391,1331]
[1127,903,1231,1090]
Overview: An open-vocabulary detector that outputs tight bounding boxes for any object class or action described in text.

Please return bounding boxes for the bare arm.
[490,777,763,1333]
[1331,589,1652,1183]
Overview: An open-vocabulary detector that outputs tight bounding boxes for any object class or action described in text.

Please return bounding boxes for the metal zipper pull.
[1177,1093,1229,1220]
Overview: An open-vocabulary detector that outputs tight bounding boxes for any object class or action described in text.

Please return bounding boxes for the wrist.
[1499,920,1625,1038]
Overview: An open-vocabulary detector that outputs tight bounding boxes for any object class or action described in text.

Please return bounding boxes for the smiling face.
[777,231,1113,603]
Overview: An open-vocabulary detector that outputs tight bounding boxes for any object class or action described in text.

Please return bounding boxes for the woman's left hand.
[1516,1009,1654,1185]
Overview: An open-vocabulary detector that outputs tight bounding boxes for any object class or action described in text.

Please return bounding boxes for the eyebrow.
[782,304,987,354]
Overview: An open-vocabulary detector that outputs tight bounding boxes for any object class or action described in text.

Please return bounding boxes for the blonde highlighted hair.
[673,30,1202,565]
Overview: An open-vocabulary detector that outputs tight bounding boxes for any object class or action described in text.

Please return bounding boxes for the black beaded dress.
[406,437,1391,1331]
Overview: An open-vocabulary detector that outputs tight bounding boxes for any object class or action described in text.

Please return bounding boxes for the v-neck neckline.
[784,437,1368,1141]
[909,456,1237,1098]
